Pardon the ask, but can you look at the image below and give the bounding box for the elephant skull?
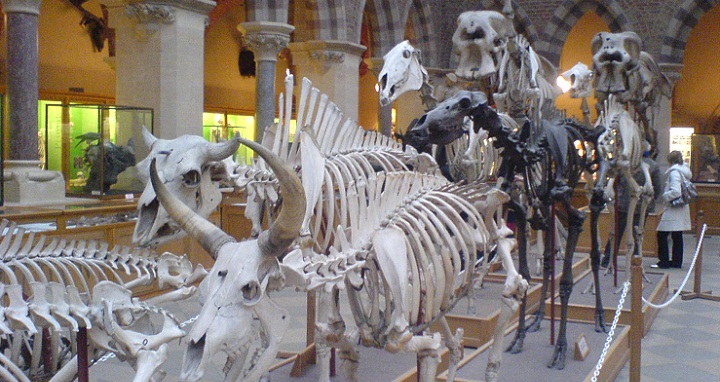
[452,10,515,80]
[591,31,641,96]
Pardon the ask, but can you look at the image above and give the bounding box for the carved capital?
[125,3,175,24]
[368,57,385,76]
[238,21,294,62]
[659,63,684,88]
[1,0,41,15]
[289,40,366,71]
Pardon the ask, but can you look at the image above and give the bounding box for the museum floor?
[91,232,720,382]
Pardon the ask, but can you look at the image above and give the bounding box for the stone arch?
[404,0,438,67]
[660,0,720,64]
[303,0,348,40]
[246,0,290,23]
[363,0,404,57]
[538,0,629,65]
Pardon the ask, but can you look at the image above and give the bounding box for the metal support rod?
[550,204,556,345]
[77,327,89,382]
[629,256,643,382]
[613,180,619,287]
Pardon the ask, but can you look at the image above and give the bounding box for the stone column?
[238,21,294,143]
[289,40,366,122]
[657,63,684,166]
[369,57,393,136]
[103,0,214,139]
[2,0,65,205]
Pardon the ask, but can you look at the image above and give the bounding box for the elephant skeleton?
[0,219,202,381]
[591,31,672,157]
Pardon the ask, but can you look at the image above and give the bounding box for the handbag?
[669,170,697,207]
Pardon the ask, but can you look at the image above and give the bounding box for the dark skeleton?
[412,90,606,369]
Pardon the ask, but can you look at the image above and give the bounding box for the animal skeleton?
[0,219,201,381]
[590,96,655,282]
[591,31,671,158]
[153,138,528,381]
[412,90,605,369]
[378,40,500,183]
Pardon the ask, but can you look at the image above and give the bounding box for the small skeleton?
[0,219,202,381]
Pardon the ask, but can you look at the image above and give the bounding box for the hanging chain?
[591,279,630,382]
[96,314,199,363]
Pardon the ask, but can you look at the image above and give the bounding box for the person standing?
[653,151,693,269]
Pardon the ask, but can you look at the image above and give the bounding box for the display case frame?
[43,104,153,197]
[690,133,720,183]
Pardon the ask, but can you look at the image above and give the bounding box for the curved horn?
[203,136,241,162]
[150,159,234,259]
[141,125,158,149]
[238,137,306,257]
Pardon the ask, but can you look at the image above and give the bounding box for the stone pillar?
[657,63,684,166]
[103,0,214,139]
[238,21,294,143]
[369,57,393,136]
[289,40,366,122]
[2,0,65,205]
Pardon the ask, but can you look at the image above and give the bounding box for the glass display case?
[691,134,720,182]
[42,104,153,196]
[202,112,297,165]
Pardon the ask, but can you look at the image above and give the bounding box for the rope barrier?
[642,224,707,309]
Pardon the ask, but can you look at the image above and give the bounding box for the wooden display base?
[397,261,668,382]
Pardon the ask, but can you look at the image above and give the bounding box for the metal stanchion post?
[629,256,643,382]
[678,210,720,301]
[550,204,556,345]
[77,326,89,382]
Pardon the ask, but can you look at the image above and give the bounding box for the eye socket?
[402,49,411,59]
[241,280,261,306]
[379,74,388,92]
[183,170,201,188]
[459,97,472,109]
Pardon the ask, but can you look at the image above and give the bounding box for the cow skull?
[591,31,641,97]
[378,40,428,106]
[133,126,240,247]
[149,137,305,381]
[561,62,593,99]
[452,10,515,80]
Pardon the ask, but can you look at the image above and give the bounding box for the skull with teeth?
[591,31,642,98]
[452,10,515,81]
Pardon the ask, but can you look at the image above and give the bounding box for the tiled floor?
[91,232,720,381]
[613,231,720,382]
